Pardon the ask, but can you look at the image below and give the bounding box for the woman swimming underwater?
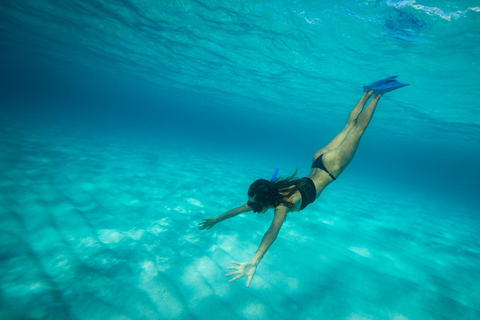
[198,77,408,287]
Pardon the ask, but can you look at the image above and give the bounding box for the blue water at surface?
[1,1,479,319]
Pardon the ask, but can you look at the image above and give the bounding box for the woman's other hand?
[198,218,217,230]
[225,260,257,287]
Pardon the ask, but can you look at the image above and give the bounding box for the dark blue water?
[1,1,479,319]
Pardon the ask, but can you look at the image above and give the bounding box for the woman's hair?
[248,169,309,210]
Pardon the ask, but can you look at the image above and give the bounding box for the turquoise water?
[1,1,479,319]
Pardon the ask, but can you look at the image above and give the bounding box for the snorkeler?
[198,77,408,287]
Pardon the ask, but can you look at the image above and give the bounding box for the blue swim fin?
[373,80,409,95]
[363,76,398,92]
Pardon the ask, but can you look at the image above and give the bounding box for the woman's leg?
[312,91,373,164]
[322,93,382,176]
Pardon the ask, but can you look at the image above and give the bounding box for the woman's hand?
[225,260,257,287]
[198,218,217,230]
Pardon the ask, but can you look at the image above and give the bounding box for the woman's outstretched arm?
[225,206,287,287]
[198,203,252,230]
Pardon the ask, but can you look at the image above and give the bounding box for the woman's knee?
[338,128,364,155]
[351,125,366,139]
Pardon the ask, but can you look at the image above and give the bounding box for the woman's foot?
[373,80,409,95]
[363,76,398,92]
[364,90,374,97]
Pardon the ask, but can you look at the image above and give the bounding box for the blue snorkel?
[271,168,279,182]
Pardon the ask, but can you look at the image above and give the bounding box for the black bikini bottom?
[312,154,337,180]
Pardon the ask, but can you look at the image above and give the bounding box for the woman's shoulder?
[280,189,302,212]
